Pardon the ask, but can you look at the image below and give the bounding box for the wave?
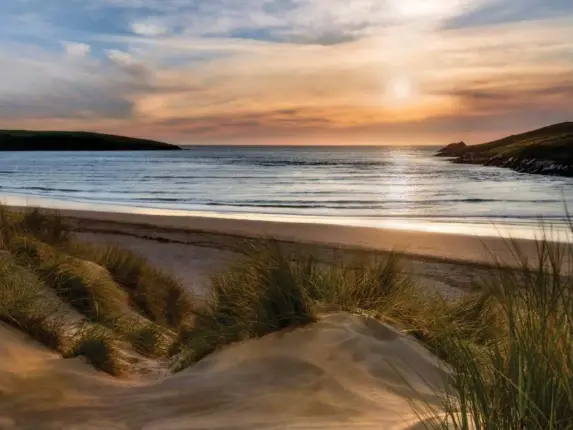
[0,186,82,193]
[227,159,389,168]
[134,197,186,202]
[137,175,393,182]
[199,198,561,208]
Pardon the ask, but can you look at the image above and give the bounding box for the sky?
[0,0,572,145]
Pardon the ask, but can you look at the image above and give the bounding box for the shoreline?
[2,192,572,242]
[15,205,570,269]
[452,154,573,177]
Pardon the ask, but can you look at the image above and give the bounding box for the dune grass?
[0,205,70,249]
[113,317,173,358]
[64,323,126,376]
[171,242,506,372]
[0,254,67,351]
[9,237,131,324]
[420,237,573,430]
[299,252,420,317]
[0,204,189,374]
[14,206,71,245]
[68,243,195,330]
[173,243,316,369]
[172,242,479,372]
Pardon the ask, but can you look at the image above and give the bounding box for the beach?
[2,206,550,304]
[50,207,533,295]
[0,206,571,430]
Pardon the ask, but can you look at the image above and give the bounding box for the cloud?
[105,48,151,78]
[445,0,573,29]
[131,21,168,36]
[88,0,489,47]
[63,41,91,57]
[106,49,136,66]
[0,45,150,121]
[450,78,573,117]
[0,0,572,144]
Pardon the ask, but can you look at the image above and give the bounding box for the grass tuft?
[0,254,67,351]
[14,207,70,245]
[421,234,573,430]
[301,253,416,315]
[174,243,316,369]
[0,204,189,375]
[6,311,66,352]
[11,237,130,323]
[64,323,125,376]
[127,322,171,358]
[71,244,195,329]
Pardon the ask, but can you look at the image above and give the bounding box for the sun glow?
[385,77,417,107]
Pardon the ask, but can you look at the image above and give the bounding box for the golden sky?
[0,0,572,145]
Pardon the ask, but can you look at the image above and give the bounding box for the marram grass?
[419,232,573,430]
[0,204,192,375]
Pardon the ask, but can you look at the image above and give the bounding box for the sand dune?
[0,313,449,430]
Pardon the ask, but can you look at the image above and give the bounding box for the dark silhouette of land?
[437,122,573,176]
[0,130,181,151]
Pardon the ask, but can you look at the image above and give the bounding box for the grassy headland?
[436,122,573,176]
[0,130,181,151]
[1,205,572,428]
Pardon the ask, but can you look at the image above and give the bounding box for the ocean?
[1,146,572,239]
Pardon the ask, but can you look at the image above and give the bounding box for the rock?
[460,156,573,177]
[435,141,468,157]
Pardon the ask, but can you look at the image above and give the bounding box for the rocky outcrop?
[451,154,573,177]
[435,122,573,177]
[435,141,468,157]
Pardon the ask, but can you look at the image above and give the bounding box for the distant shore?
[0,130,181,151]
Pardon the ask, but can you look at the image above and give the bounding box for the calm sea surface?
[1,146,572,239]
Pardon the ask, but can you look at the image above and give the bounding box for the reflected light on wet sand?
[2,193,572,243]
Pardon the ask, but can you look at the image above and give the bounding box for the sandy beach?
[37,207,563,299]
[1,206,569,430]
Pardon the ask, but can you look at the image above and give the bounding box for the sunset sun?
[385,77,417,106]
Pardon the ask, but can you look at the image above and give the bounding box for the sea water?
[1,146,572,240]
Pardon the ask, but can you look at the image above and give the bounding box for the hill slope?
[436,122,573,176]
[0,130,181,151]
